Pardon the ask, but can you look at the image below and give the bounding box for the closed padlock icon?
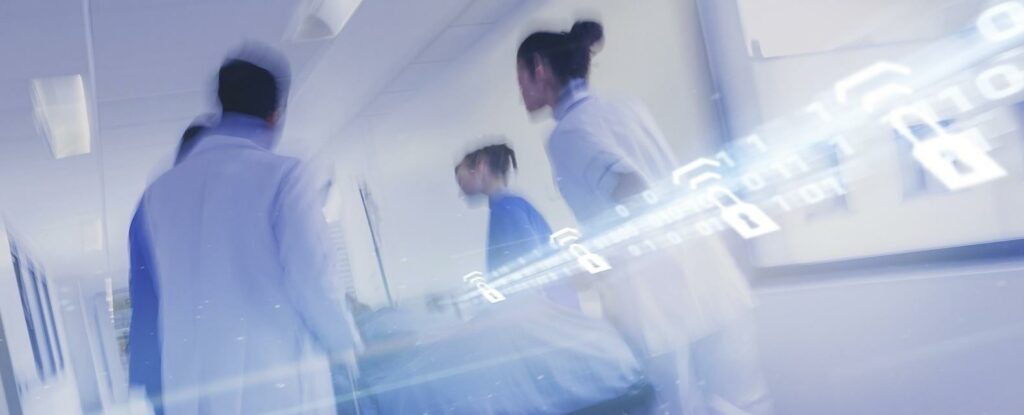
[568,244,612,274]
[889,106,1007,191]
[475,280,507,303]
[708,186,781,239]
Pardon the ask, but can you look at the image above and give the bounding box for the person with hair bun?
[517,19,676,222]
[455,142,580,310]
[517,20,773,414]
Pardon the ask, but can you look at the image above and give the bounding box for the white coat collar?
[553,78,591,121]
[191,113,277,155]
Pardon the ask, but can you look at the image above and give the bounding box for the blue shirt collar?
[552,78,590,121]
[488,189,514,204]
[205,112,277,150]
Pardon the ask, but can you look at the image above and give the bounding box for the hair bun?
[570,20,604,49]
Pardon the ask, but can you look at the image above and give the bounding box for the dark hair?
[517,20,604,85]
[459,144,518,179]
[217,57,288,119]
[174,120,209,165]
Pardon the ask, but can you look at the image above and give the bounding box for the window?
[27,267,56,379]
[8,238,65,382]
[38,276,63,372]
[10,245,44,378]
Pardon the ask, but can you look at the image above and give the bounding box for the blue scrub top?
[486,192,579,310]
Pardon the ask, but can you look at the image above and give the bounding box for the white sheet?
[353,294,645,414]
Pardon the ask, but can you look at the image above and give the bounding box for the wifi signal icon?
[672,157,722,190]
[550,227,582,248]
[834,61,914,112]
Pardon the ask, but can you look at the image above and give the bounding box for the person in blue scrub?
[455,143,579,310]
[515,20,773,414]
[127,119,208,415]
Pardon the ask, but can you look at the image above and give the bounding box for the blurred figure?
[128,118,210,415]
[129,48,361,415]
[455,142,579,310]
[516,20,772,414]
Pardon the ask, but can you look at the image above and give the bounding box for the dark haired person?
[455,142,579,309]
[356,141,645,413]
[517,21,772,414]
[173,115,216,165]
[128,48,361,415]
[128,118,208,415]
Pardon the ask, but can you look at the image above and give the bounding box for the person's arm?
[127,202,162,401]
[272,161,363,359]
[549,129,648,205]
[609,172,648,202]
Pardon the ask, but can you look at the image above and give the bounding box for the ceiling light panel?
[288,0,364,42]
[30,74,92,159]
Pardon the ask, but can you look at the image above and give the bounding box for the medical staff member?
[128,119,209,415]
[516,20,772,414]
[130,48,361,415]
[455,143,579,309]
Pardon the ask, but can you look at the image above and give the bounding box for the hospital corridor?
[1,0,1024,414]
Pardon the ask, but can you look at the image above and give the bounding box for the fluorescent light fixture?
[288,0,363,42]
[30,74,92,159]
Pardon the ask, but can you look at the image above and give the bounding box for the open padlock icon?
[708,186,781,239]
[889,106,1007,191]
[568,244,612,274]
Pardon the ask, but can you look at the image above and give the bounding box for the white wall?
[700,0,1024,267]
[755,261,1024,414]
[327,0,723,306]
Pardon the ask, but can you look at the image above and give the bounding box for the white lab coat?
[134,115,360,415]
[545,80,755,354]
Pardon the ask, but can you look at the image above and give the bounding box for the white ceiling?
[0,0,525,282]
[284,0,526,149]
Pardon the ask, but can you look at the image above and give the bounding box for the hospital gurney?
[336,294,651,414]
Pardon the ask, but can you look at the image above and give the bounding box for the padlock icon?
[889,106,1007,191]
[475,280,507,303]
[568,244,612,274]
[708,186,781,239]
